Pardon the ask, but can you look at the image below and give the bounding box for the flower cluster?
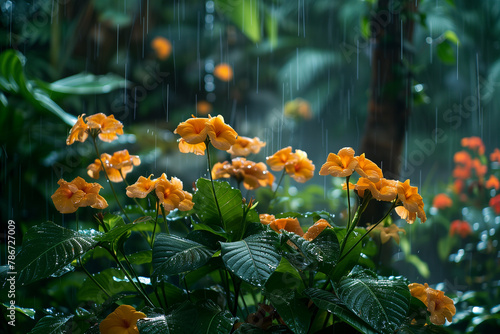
[87,149,141,182]
[260,214,332,241]
[51,177,108,214]
[127,173,194,213]
[174,115,238,153]
[212,157,274,190]
[266,146,315,183]
[409,283,456,325]
[321,147,426,224]
[449,219,472,238]
[66,113,124,145]
[227,136,266,158]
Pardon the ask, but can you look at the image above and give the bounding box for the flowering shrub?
[4,114,457,333]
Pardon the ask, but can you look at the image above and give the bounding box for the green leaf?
[335,271,411,333]
[127,250,153,265]
[330,228,365,281]
[304,288,378,334]
[215,0,260,43]
[265,259,310,334]
[103,213,125,231]
[152,234,215,279]
[13,222,98,286]
[28,315,73,334]
[436,42,456,65]
[221,231,281,286]
[77,268,136,303]
[443,30,459,45]
[38,72,130,97]
[196,300,237,333]
[96,219,151,243]
[1,303,36,320]
[194,178,249,240]
[405,254,430,279]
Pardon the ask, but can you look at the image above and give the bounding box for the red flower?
[490,195,500,215]
[449,220,472,238]
[432,193,453,209]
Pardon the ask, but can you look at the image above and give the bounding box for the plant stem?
[230,273,242,317]
[151,198,159,248]
[338,201,397,263]
[91,137,132,223]
[160,203,170,235]
[266,169,286,212]
[206,142,224,227]
[338,190,371,257]
[78,256,111,299]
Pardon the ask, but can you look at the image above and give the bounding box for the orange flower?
[449,220,472,238]
[461,136,485,155]
[259,214,276,225]
[155,174,194,213]
[303,219,331,241]
[87,150,141,183]
[319,147,358,178]
[85,113,124,142]
[490,148,500,163]
[453,179,464,194]
[269,217,304,237]
[353,177,398,202]
[354,153,383,183]
[408,283,456,325]
[66,114,89,145]
[266,146,298,172]
[212,158,274,190]
[284,98,313,120]
[213,63,233,81]
[99,304,146,334]
[395,180,426,224]
[174,116,209,144]
[284,149,315,183]
[126,175,158,198]
[151,36,172,60]
[206,115,238,150]
[367,223,406,244]
[453,151,472,179]
[51,177,108,214]
[486,175,500,190]
[432,193,453,209]
[196,100,213,115]
[471,158,487,178]
[490,195,500,215]
[178,138,207,155]
[227,136,266,157]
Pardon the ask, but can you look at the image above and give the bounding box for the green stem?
[220,270,232,311]
[78,257,111,299]
[91,137,132,224]
[338,201,397,263]
[338,191,372,257]
[266,169,286,212]
[151,198,159,248]
[183,275,191,301]
[160,203,170,235]
[230,273,242,317]
[206,141,224,227]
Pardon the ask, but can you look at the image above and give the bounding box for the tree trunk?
[360,0,417,180]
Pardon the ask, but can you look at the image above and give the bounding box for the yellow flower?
[395,180,427,224]
[259,214,276,225]
[227,136,266,157]
[126,175,158,198]
[213,63,234,82]
[151,36,172,60]
[303,219,331,241]
[51,177,108,214]
[212,158,274,190]
[269,217,304,237]
[178,138,207,155]
[408,283,456,326]
[206,115,238,150]
[367,223,406,244]
[319,147,358,178]
[266,146,298,172]
[155,174,194,213]
[66,114,89,145]
[284,149,315,183]
[85,113,124,142]
[353,177,398,202]
[99,304,146,334]
[87,150,141,183]
[354,153,383,182]
[174,116,209,144]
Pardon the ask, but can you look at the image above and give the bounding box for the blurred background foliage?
[1,0,500,332]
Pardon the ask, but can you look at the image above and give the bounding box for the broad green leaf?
[221,231,281,286]
[196,301,237,334]
[443,30,459,45]
[103,213,125,231]
[305,288,378,334]
[137,302,201,333]
[96,219,151,242]
[436,42,456,65]
[38,72,129,97]
[335,271,411,333]
[14,222,98,286]
[330,228,365,281]
[127,250,153,265]
[77,268,136,303]
[186,229,227,249]
[152,234,215,279]
[265,259,309,334]
[215,0,260,43]
[1,303,36,320]
[194,178,249,240]
[28,315,73,334]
